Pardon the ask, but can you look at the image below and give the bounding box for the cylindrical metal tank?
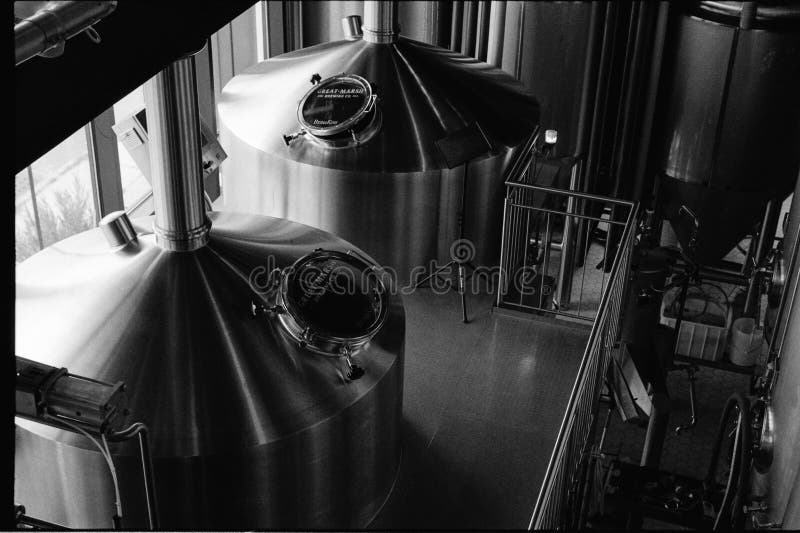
[654,1,800,263]
[15,56,404,529]
[217,2,539,282]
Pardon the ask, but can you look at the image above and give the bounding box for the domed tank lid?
[297,74,376,138]
[218,2,540,173]
[276,249,388,357]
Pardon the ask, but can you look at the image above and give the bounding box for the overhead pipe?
[362,1,398,44]
[701,1,800,21]
[15,1,117,66]
[144,55,211,252]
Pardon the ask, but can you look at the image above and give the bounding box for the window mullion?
[86,109,125,220]
[26,166,44,250]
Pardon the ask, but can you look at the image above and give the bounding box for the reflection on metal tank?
[15,214,405,528]
[15,56,404,529]
[218,3,539,281]
[655,2,800,263]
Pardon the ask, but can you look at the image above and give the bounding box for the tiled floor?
[370,288,589,529]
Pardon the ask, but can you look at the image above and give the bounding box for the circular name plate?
[298,74,375,138]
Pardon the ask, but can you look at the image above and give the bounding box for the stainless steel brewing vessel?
[15,56,404,529]
[655,1,800,262]
[218,2,539,281]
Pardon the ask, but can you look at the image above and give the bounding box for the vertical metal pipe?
[475,1,490,61]
[450,1,463,51]
[486,1,506,67]
[144,56,211,252]
[782,170,800,281]
[574,2,603,157]
[363,0,398,44]
[514,2,526,80]
[576,2,616,263]
[542,209,553,308]
[461,1,478,57]
[632,1,669,203]
[498,194,511,307]
[557,160,582,309]
[739,1,757,29]
[640,391,670,468]
[745,199,781,316]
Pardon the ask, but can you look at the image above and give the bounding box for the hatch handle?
[364,93,378,114]
[283,130,307,146]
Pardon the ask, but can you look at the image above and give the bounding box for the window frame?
[16,1,284,258]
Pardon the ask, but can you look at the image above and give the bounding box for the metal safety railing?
[527,199,639,529]
[494,136,640,528]
[497,148,636,323]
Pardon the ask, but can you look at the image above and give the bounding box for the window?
[15,127,96,263]
[15,1,282,264]
[113,85,152,210]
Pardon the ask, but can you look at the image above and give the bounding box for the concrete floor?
[370,288,589,529]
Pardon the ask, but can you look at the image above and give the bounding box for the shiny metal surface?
[15,211,405,529]
[145,57,211,252]
[218,31,538,280]
[99,210,137,248]
[296,74,376,138]
[766,246,800,526]
[753,399,774,474]
[363,1,398,44]
[656,10,800,262]
[272,249,389,357]
[342,15,363,40]
[699,1,800,22]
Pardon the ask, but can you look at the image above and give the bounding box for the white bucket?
[729,317,763,366]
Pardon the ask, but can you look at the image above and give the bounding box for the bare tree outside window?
[15,128,96,263]
[15,177,96,262]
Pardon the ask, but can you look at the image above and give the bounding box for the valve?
[282,130,307,146]
[341,346,364,381]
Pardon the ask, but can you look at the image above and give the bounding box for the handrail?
[507,182,635,207]
[528,200,639,529]
[501,129,540,184]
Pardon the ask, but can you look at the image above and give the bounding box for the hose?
[705,393,752,531]
[46,415,123,528]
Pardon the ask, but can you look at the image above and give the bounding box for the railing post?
[556,158,582,310]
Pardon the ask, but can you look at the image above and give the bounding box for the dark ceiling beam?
[15,1,254,173]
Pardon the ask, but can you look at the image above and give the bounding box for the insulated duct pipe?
[144,56,211,252]
[362,1,398,44]
[15,1,117,66]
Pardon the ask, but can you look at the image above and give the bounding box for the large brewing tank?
[655,1,800,263]
[14,57,404,529]
[217,1,539,281]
